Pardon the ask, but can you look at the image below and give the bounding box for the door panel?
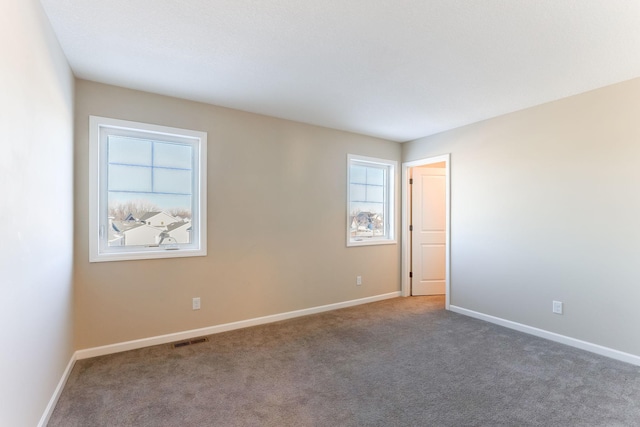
[414,244,446,294]
[412,167,446,295]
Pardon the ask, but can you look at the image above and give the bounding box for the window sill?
[89,247,206,263]
[347,238,397,248]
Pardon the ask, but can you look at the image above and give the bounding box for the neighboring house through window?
[347,154,396,246]
[89,116,207,262]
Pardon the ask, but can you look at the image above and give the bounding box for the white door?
[411,167,446,295]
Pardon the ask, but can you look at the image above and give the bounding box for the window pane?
[350,165,367,184]
[366,167,385,186]
[154,142,193,169]
[350,184,366,202]
[105,134,195,248]
[367,185,384,203]
[153,168,192,194]
[108,164,152,192]
[108,136,152,166]
[349,206,385,237]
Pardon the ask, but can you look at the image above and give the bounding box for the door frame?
[401,154,451,309]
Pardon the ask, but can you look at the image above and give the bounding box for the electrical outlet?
[552,300,563,314]
[192,297,201,310]
[356,276,362,286]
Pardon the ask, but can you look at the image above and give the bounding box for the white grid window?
[347,154,396,246]
[89,116,207,262]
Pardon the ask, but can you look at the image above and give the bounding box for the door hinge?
[409,178,413,184]
[409,272,413,278]
[409,225,413,231]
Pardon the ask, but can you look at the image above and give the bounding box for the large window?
[347,154,396,246]
[89,116,207,262]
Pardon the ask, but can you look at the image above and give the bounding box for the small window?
[89,116,207,262]
[347,154,396,246]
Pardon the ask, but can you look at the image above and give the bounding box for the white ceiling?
[40,0,640,142]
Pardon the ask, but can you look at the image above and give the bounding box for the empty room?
[3,0,640,426]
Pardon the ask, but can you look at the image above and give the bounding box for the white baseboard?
[76,291,401,360]
[449,305,640,366]
[38,353,76,427]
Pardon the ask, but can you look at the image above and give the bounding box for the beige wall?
[404,77,640,356]
[74,80,401,349]
[0,0,75,425]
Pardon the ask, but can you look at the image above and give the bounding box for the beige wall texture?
[0,0,75,425]
[74,80,402,350]
[404,77,640,357]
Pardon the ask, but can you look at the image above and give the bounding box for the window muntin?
[89,116,207,262]
[347,154,396,246]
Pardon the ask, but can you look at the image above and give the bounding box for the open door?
[411,166,446,295]
[401,154,450,306]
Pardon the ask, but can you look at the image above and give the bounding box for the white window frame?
[89,116,207,262]
[347,154,396,247]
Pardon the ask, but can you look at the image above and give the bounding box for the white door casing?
[411,167,446,295]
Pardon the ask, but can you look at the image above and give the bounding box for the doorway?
[401,154,450,309]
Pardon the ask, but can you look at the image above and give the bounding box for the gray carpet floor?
[49,296,640,426]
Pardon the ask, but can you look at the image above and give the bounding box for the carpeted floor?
[49,296,640,426]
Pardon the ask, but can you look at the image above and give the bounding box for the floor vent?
[172,336,209,348]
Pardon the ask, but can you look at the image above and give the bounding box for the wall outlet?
[552,300,563,314]
[356,275,362,286]
[192,297,201,310]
